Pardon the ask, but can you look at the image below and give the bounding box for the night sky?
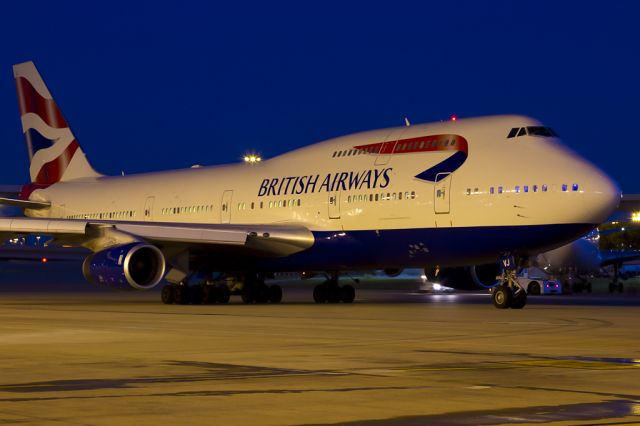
[1,1,638,192]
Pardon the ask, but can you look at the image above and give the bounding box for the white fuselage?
[25,115,620,270]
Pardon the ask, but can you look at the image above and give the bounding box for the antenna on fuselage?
[404,117,411,127]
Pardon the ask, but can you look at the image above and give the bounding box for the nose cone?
[579,163,621,225]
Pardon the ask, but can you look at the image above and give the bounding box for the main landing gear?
[313,273,355,304]
[161,273,283,305]
[492,254,527,309]
[161,280,231,305]
[240,273,282,304]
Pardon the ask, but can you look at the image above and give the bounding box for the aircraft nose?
[582,164,621,224]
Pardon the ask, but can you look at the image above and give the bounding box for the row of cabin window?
[237,199,303,210]
[161,205,214,215]
[347,191,416,203]
[332,148,370,158]
[466,183,580,195]
[67,210,136,220]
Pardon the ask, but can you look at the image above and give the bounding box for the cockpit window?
[507,126,558,138]
[526,126,556,137]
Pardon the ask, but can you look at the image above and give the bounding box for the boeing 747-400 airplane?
[0,61,620,308]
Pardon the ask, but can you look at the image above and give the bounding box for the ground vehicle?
[518,268,563,295]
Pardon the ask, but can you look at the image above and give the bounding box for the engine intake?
[82,243,166,290]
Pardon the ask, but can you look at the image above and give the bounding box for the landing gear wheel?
[341,284,355,303]
[241,286,255,304]
[269,284,283,303]
[255,285,270,304]
[313,284,327,303]
[203,285,219,304]
[586,282,592,293]
[189,285,204,304]
[174,285,189,305]
[216,284,231,304]
[492,285,512,309]
[528,282,541,295]
[161,285,175,304]
[618,283,624,293]
[510,290,527,309]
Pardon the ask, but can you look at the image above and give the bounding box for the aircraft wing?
[600,250,640,267]
[0,217,315,257]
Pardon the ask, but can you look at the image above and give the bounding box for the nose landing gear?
[492,254,527,309]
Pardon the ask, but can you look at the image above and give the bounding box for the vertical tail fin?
[13,61,101,184]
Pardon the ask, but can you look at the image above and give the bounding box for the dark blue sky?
[1,1,638,191]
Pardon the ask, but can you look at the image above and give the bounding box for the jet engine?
[82,242,166,290]
[423,263,501,290]
[383,268,403,277]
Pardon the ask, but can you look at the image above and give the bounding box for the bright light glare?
[243,154,262,163]
[433,283,442,291]
[632,211,640,222]
[450,115,457,122]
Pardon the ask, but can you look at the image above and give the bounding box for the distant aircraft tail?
[13,61,101,185]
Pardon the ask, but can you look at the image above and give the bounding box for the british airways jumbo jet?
[0,61,620,309]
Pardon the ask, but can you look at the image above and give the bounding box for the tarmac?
[0,262,639,425]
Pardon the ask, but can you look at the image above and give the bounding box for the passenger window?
[517,128,527,137]
[507,128,518,138]
[332,152,337,157]
[572,184,579,191]
[410,191,416,199]
[524,185,528,193]
[515,186,520,193]
[498,186,503,194]
[533,185,538,192]
[490,187,494,194]
[542,185,548,192]
[562,184,568,192]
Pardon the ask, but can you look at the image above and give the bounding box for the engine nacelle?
[383,268,403,277]
[469,263,501,288]
[423,263,501,290]
[82,243,166,290]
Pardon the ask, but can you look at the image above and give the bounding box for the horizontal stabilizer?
[0,197,50,210]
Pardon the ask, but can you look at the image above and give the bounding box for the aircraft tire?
[510,291,527,309]
[174,285,189,305]
[241,286,255,304]
[161,285,175,304]
[341,284,355,303]
[492,285,512,309]
[202,285,219,304]
[269,284,283,303]
[216,284,231,304]
[313,284,327,303]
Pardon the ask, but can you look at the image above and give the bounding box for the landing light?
[433,283,442,291]
[632,211,640,222]
[243,154,262,164]
[41,257,48,263]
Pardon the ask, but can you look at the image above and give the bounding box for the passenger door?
[221,190,233,224]
[434,173,451,214]
[144,197,155,221]
[328,191,340,219]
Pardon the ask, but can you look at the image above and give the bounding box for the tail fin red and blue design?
[13,61,101,185]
